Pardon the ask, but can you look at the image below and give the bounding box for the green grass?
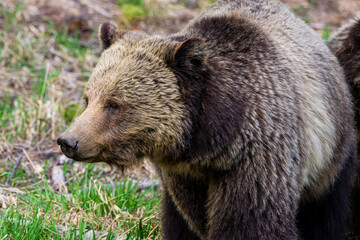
[0,10,93,142]
[0,162,161,239]
[116,0,171,26]
[322,25,331,40]
[117,0,147,24]
[117,0,145,7]
[0,2,24,30]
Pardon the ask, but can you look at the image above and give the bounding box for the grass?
[322,25,331,40]
[117,0,153,25]
[0,163,161,239]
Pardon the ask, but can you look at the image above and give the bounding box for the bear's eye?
[105,101,120,110]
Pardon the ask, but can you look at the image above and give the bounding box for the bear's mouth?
[68,155,101,163]
[73,157,100,163]
[64,147,143,168]
[66,149,105,163]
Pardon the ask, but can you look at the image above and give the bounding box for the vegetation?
[117,0,147,24]
[0,163,161,239]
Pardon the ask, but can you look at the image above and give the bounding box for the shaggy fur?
[58,0,356,239]
[328,16,360,238]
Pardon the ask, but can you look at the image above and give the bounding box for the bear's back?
[177,0,354,198]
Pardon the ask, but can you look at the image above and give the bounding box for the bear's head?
[57,22,207,168]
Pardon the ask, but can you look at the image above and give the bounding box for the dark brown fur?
[58,0,356,239]
[328,17,360,238]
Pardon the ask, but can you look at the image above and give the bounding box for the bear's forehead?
[94,39,169,73]
[85,39,174,96]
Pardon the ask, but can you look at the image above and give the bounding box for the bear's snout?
[57,135,79,159]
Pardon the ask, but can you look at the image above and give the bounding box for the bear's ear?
[169,38,207,68]
[99,22,127,50]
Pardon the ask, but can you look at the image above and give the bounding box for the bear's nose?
[57,137,78,158]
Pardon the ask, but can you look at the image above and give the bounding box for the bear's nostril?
[57,137,78,158]
[74,141,79,150]
[57,137,77,149]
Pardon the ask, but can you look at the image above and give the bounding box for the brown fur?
[58,0,356,239]
[328,16,360,238]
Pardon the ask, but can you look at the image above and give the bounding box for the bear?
[57,0,357,239]
[328,17,360,238]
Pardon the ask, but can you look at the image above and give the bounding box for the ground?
[0,0,359,239]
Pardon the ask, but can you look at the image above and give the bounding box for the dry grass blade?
[4,151,23,186]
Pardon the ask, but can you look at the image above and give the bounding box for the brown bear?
[57,0,357,239]
[328,17,360,238]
